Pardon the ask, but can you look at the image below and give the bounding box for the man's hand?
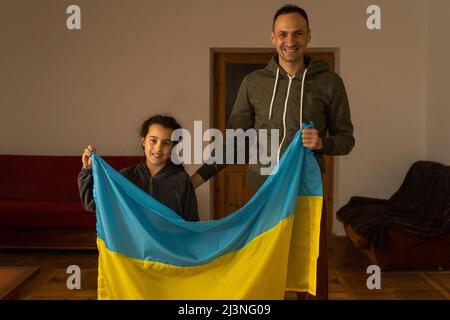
[302,128,323,151]
[190,173,205,189]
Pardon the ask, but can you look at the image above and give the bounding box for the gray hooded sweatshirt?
[196,54,355,189]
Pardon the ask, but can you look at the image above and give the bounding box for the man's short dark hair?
[273,4,309,31]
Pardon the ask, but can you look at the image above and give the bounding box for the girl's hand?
[82,145,97,169]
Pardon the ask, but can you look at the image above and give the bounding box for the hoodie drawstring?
[299,69,308,131]
[277,74,295,161]
[268,67,279,120]
[268,68,309,161]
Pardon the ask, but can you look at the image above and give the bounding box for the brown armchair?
[337,161,450,270]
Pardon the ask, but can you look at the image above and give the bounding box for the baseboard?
[0,227,97,250]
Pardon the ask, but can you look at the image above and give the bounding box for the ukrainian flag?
[92,125,323,300]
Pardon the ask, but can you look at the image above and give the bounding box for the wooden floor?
[0,236,449,300]
[327,236,450,300]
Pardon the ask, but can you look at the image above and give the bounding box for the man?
[191,5,354,300]
[191,4,355,202]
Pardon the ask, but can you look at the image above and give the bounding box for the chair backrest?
[390,160,450,220]
[0,155,144,202]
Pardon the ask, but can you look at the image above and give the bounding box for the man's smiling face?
[271,13,311,66]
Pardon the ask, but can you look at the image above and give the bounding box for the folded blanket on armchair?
[337,161,450,248]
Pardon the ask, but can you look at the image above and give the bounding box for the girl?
[78,115,199,221]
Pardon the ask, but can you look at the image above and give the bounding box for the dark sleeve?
[181,175,199,222]
[77,168,96,213]
[77,166,134,214]
[196,75,254,182]
[322,76,355,155]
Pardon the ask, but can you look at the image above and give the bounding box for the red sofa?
[0,154,143,248]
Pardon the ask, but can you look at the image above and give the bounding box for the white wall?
[427,0,450,164]
[305,0,428,234]
[0,1,434,230]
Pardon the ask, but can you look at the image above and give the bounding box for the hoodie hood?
[265,54,330,77]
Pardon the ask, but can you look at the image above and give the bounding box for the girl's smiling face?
[142,124,174,168]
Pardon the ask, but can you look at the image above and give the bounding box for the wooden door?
[212,52,273,217]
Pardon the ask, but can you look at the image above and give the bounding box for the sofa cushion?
[0,200,95,228]
[0,154,143,229]
[0,177,81,202]
[0,155,144,202]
